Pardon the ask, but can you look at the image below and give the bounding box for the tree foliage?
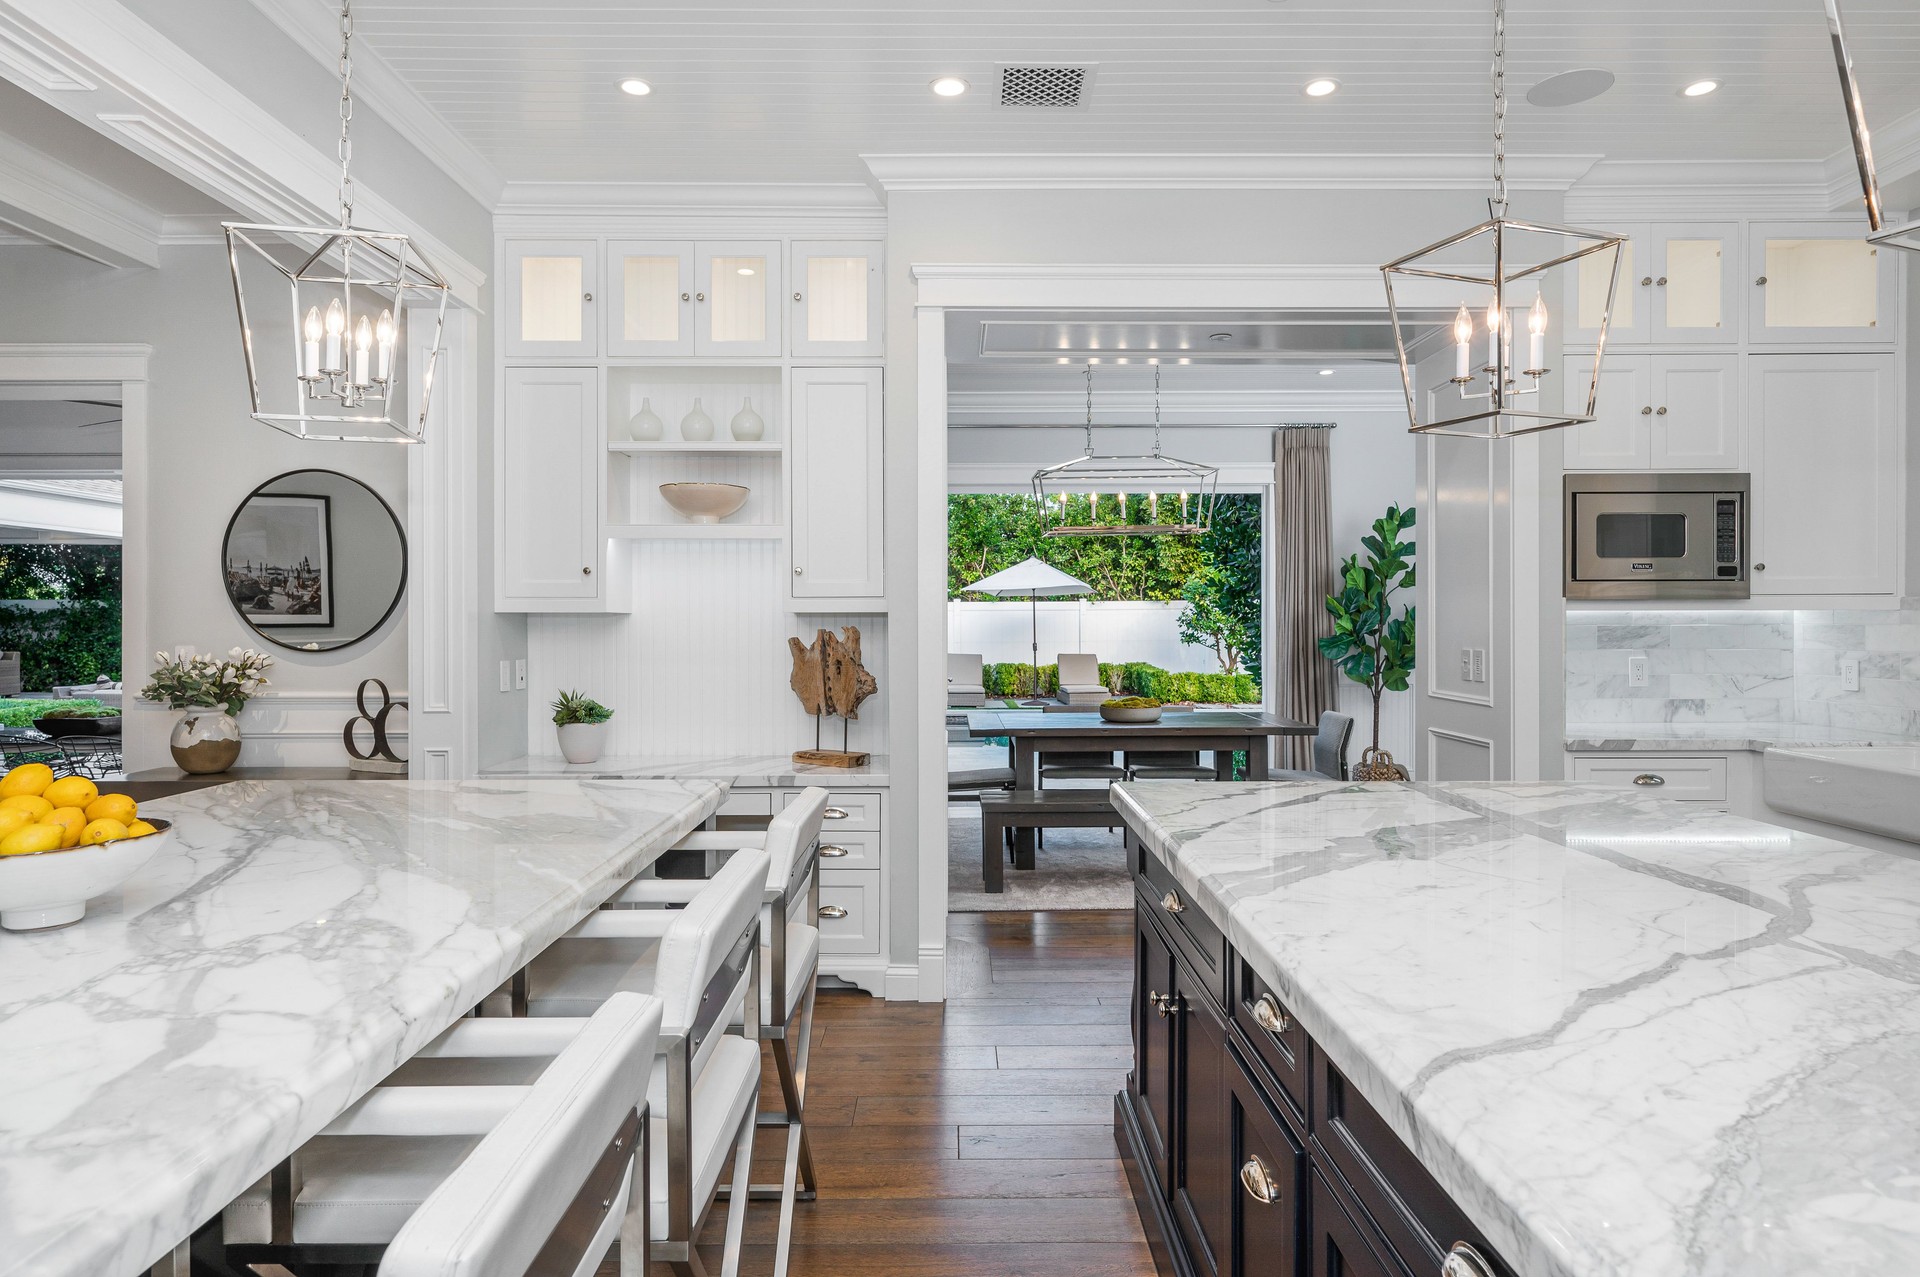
[0,544,120,601]
[1176,568,1252,675]
[1318,506,1416,755]
[0,544,122,689]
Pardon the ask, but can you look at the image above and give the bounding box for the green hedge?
[980,661,1257,705]
[0,697,111,729]
[0,599,121,691]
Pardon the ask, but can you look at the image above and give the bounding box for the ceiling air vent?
[998,65,1097,110]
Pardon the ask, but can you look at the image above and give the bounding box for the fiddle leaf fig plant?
[1318,505,1416,764]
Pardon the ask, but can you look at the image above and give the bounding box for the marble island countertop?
[0,776,726,1277]
[484,752,891,787]
[1566,722,1920,753]
[1110,779,1920,1277]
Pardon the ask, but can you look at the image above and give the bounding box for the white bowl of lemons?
[0,763,169,931]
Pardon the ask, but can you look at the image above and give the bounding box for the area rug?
[947,805,1134,912]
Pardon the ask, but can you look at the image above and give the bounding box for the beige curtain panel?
[1273,427,1337,771]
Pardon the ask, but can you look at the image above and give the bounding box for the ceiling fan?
[65,399,122,428]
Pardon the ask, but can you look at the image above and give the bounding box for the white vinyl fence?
[947,600,1223,674]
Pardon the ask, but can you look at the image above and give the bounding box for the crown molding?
[0,128,163,267]
[949,386,1404,425]
[244,0,502,211]
[1823,103,1920,214]
[863,152,1601,193]
[1564,159,1836,220]
[158,212,228,246]
[494,181,886,236]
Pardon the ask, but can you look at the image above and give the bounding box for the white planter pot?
[556,722,608,765]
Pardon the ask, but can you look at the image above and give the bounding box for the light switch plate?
[1461,648,1473,681]
[1471,649,1486,683]
[1627,655,1649,689]
[1842,658,1861,692]
[498,660,512,693]
[514,659,528,691]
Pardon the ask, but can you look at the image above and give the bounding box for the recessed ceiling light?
[736,266,756,276]
[1318,368,1335,376]
[930,76,970,97]
[619,78,652,96]
[1208,332,1234,343]
[1682,79,1719,97]
[1303,79,1339,98]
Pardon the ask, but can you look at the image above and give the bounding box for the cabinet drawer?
[1230,958,1307,1122]
[1569,755,1727,802]
[786,788,882,832]
[814,827,880,870]
[1229,1042,1306,1277]
[816,870,880,954]
[1310,1170,1407,1277]
[1134,840,1226,1011]
[718,790,775,818]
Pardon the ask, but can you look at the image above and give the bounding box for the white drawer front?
[717,790,775,817]
[814,828,880,871]
[1571,755,1728,802]
[787,788,883,832]
[816,870,881,954]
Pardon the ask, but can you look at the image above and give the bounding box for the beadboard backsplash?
[527,539,888,758]
[1567,602,1920,736]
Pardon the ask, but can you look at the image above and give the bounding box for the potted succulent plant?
[552,690,614,764]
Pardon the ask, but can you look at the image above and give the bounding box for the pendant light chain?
[1083,361,1095,456]
[337,1,356,228]
[1490,0,1507,217]
[1152,363,1164,457]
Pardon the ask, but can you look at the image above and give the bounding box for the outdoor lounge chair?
[947,653,987,708]
[1054,653,1107,707]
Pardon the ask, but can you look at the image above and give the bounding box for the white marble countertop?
[1111,779,1920,1277]
[0,777,725,1277]
[483,753,891,787]
[1566,722,1920,753]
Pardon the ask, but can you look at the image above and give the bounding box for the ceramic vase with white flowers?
[140,647,274,774]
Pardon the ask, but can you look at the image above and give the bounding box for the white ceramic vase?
[730,397,765,441]
[679,398,715,442]
[556,722,607,765]
[170,707,241,774]
[626,397,665,441]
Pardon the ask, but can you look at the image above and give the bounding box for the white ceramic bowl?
[659,482,749,524]
[1100,704,1164,724]
[0,818,171,931]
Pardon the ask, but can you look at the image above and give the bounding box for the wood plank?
[789,1158,1133,1200]
[996,1044,1135,1070]
[741,1197,1145,1245]
[808,1044,1001,1069]
[958,1124,1125,1160]
[809,1067,1130,1097]
[680,1242,1158,1277]
[942,1003,1130,1025]
[855,1093,1117,1126]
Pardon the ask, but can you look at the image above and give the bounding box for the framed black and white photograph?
[223,492,334,627]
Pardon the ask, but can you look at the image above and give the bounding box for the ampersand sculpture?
[344,678,408,774]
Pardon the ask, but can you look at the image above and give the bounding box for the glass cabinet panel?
[504,240,598,355]
[521,257,582,343]
[605,241,693,356]
[791,241,884,356]
[696,242,781,356]
[1569,224,1646,347]
[709,253,769,344]
[1663,239,1723,330]
[1763,238,1877,329]
[1577,236,1631,332]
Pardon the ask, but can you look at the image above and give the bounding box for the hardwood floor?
[664,910,1154,1276]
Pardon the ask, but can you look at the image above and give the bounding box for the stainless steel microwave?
[1563,473,1749,600]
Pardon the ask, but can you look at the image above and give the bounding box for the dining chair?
[1124,749,1217,781]
[222,992,663,1277]
[947,652,987,707]
[1053,653,1108,706]
[1271,711,1355,781]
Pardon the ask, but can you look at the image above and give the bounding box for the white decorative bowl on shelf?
[0,818,172,931]
[659,482,749,524]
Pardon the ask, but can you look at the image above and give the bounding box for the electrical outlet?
[514,659,528,690]
[1627,655,1649,689]
[1842,658,1862,692]
[1461,648,1473,681]
[1471,649,1486,683]
[498,660,511,693]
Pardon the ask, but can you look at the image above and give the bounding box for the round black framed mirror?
[221,468,406,653]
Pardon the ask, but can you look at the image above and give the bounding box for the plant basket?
[1352,746,1409,782]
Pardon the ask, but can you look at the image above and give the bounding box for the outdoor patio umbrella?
[961,556,1093,702]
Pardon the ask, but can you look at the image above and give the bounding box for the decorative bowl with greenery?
[33,705,123,738]
[1099,695,1165,724]
[552,690,614,764]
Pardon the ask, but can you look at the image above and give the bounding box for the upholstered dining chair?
[947,652,987,707]
[1271,711,1355,781]
[1053,653,1108,706]
[223,993,663,1277]
[1124,749,1217,781]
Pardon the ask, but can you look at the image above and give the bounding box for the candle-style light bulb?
[351,314,373,386]
[322,298,346,373]
[1527,293,1548,374]
[374,309,396,382]
[1452,303,1473,380]
[1484,299,1502,372]
[301,306,323,379]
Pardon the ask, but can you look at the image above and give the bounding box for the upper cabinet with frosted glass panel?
[1568,223,1738,347]
[696,241,782,356]
[605,241,694,356]
[789,241,884,356]
[602,241,783,356]
[504,240,599,357]
[1747,221,1897,345]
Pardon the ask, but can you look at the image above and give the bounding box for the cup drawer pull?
[1441,1242,1495,1277]
[817,905,848,920]
[817,844,850,858]
[1160,890,1185,915]
[823,806,850,820]
[1250,993,1291,1035]
[1239,1156,1279,1204]
[1632,773,1665,787]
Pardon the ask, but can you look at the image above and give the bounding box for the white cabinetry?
[1562,354,1738,471]
[601,241,783,356]
[695,241,783,356]
[603,240,695,356]
[1570,222,1738,348]
[503,241,599,357]
[1747,222,1897,345]
[789,367,884,604]
[1748,353,1899,597]
[789,241,884,356]
[497,367,627,612]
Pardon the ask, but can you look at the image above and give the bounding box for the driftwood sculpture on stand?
[788,625,877,767]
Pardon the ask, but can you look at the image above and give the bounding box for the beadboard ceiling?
[342,0,1920,185]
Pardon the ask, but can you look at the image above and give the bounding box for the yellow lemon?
[126,820,159,838]
[0,794,53,821]
[80,817,129,846]
[0,823,62,856]
[0,808,32,839]
[0,763,53,798]
[86,793,138,825]
[42,807,86,848]
[43,776,98,811]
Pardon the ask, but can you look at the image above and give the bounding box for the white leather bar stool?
[222,992,662,1277]
[612,786,831,1277]
[522,847,770,1277]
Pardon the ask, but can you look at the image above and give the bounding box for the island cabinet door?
[1133,909,1179,1195]
[1309,1172,1403,1277]
[1173,987,1232,1277]
[1228,1047,1305,1276]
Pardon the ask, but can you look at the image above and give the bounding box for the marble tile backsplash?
[1567,604,1920,735]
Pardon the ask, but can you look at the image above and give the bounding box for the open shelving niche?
[605,365,786,540]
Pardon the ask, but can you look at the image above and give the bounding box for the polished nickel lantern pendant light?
[1826,0,1920,253]
[223,1,449,442]
[1033,364,1218,537]
[1380,0,1626,439]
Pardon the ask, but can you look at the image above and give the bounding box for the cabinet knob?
[794,566,804,575]
[1632,773,1665,787]
[1655,276,1667,286]
[1656,406,1668,415]
[1250,993,1291,1035]
[1755,276,1768,285]
[1149,991,1179,1018]
[1754,562,1766,571]
[582,566,592,575]
[794,291,803,302]
[696,292,706,302]
[680,291,690,302]
[1238,1157,1280,1205]
[818,844,850,858]
[583,292,593,302]
[817,904,848,920]
[1640,276,1652,287]
[1639,405,1652,415]
[1160,890,1185,915]
[1441,1242,1496,1277]
[824,806,850,820]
